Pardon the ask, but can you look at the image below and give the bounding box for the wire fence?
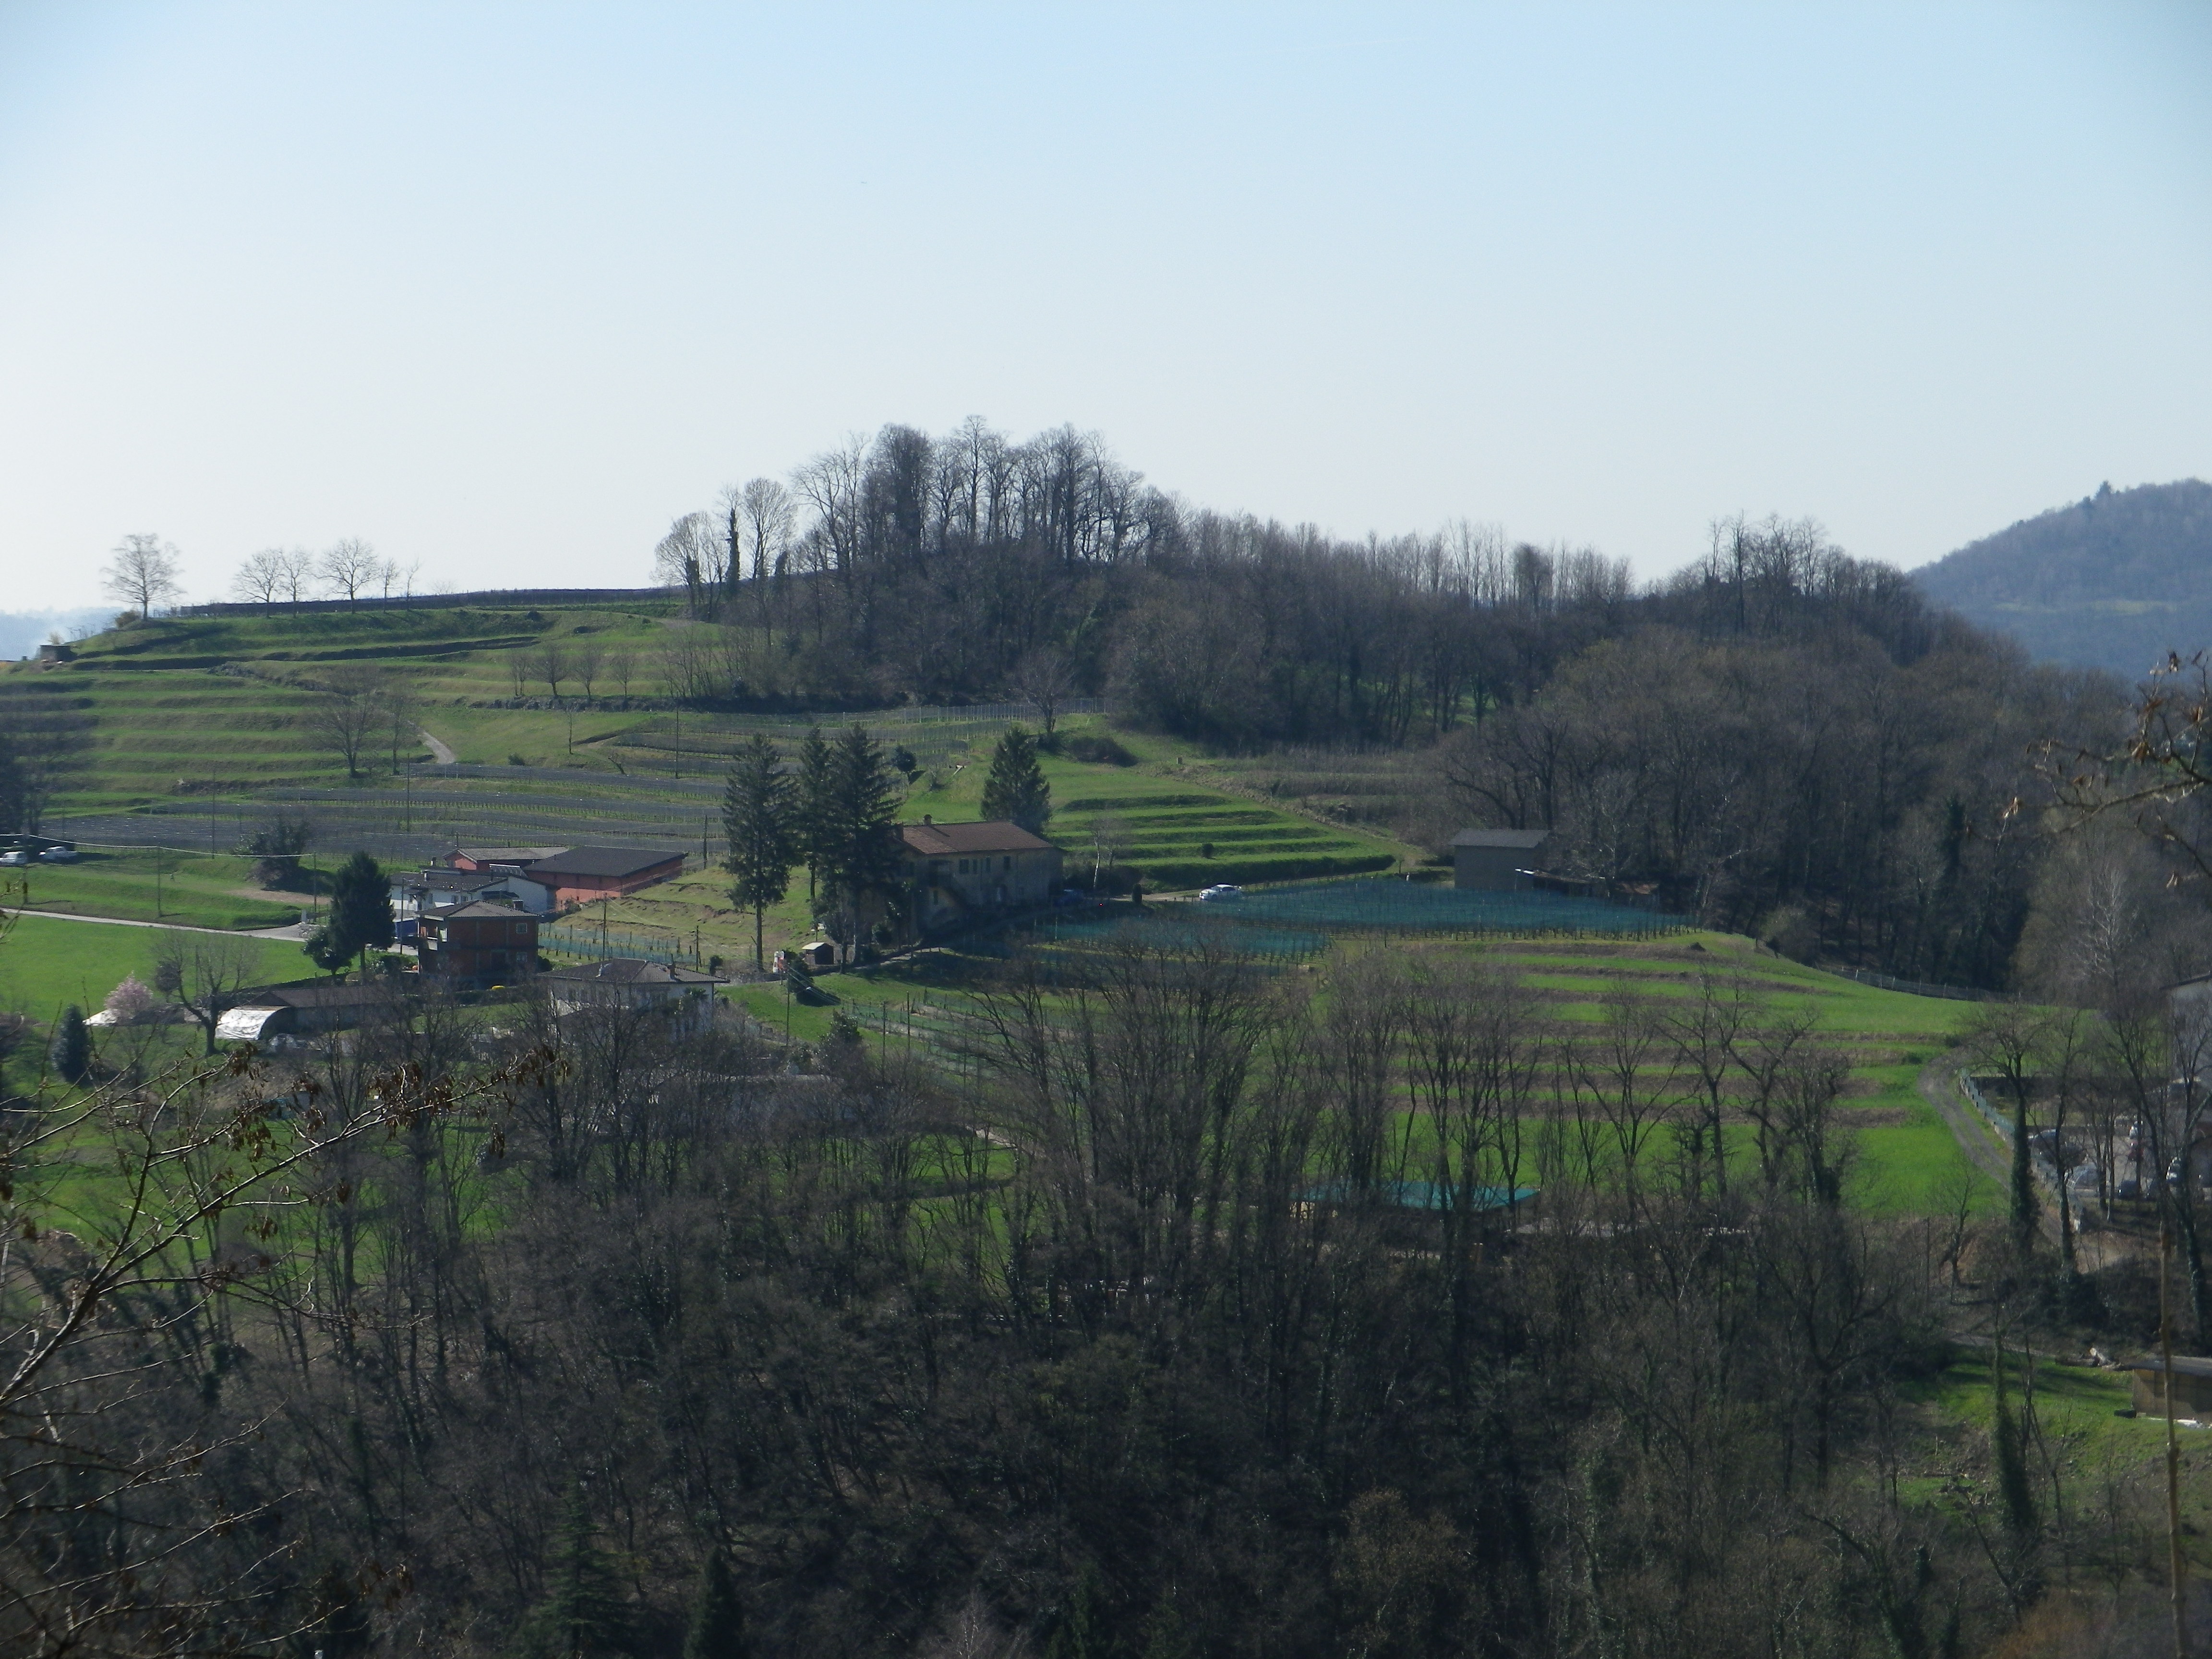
[1829,966,1999,1002]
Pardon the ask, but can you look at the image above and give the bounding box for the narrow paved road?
[2,906,309,941]
[420,726,457,765]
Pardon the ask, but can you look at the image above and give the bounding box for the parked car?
[0,851,29,867]
[1198,883,1243,901]
[37,847,77,863]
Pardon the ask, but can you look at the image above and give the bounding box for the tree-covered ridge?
[1912,479,2212,676]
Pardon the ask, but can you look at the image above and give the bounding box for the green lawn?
[11,850,301,930]
[0,913,310,1026]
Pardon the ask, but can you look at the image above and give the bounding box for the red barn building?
[443,845,686,908]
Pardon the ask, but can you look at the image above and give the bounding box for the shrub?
[1060,732,1138,766]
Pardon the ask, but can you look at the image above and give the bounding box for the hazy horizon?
[3,3,2207,611]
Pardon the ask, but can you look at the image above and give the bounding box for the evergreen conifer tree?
[822,724,901,958]
[680,1548,748,1659]
[304,851,392,979]
[721,734,794,970]
[981,724,1051,833]
[47,1003,89,1083]
[794,726,835,903]
[510,1487,636,1659]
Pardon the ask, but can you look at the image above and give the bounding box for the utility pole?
[2162,1219,2189,1659]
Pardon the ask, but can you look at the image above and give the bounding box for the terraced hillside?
[16,604,678,809]
[728,928,1987,1215]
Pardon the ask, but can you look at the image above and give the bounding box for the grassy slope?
[0,913,308,1024]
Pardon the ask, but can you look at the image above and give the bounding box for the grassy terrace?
[717,928,1991,1216]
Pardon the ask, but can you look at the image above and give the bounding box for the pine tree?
[822,725,902,959]
[982,724,1051,834]
[721,734,794,971]
[794,725,836,904]
[304,851,393,980]
[681,1548,748,1659]
[47,1004,89,1083]
[511,1487,636,1659]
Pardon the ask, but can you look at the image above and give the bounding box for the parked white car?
[1198,883,1243,901]
[0,851,30,867]
[37,847,77,863]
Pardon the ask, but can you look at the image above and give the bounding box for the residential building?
[543,958,723,1029]
[897,817,1062,938]
[418,901,540,987]
[1450,828,1552,891]
[390,866,553,922]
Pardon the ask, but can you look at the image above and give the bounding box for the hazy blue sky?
[2,2,2207,611]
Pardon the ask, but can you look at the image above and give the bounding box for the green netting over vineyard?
[1212,878,1681,938]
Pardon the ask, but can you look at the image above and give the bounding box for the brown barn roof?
[453,846,568,865]
[528,846,685,880]
[899,819,1054,856]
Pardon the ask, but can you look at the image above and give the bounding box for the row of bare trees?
[231,541,416,608]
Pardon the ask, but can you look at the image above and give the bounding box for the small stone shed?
[1450,828,1552,891]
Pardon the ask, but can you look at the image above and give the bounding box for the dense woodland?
[6,938,2202,1659]
[649,421,2156,993]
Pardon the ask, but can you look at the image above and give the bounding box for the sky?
[1,1,2208,611]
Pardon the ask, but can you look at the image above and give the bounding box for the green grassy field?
[9,850,300,930]
[0,913,309,1024]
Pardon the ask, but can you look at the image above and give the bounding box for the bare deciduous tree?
[607,648,637,703]
[572,641,604,704]
[231,549,288,610]
[309,666,385,779]
[317,538,382,604]
[1010,646,1077,739]
[277,546,314,605]
[101,534,182,618]
[537,643,569,703]
[150,934,263,1055]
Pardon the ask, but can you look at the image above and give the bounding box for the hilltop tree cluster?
[651,423,2122,989]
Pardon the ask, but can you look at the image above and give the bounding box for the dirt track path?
[419,727,457,764]
[1,906,307,941]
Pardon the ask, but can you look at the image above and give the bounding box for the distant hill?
[1912,479,2212,680]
